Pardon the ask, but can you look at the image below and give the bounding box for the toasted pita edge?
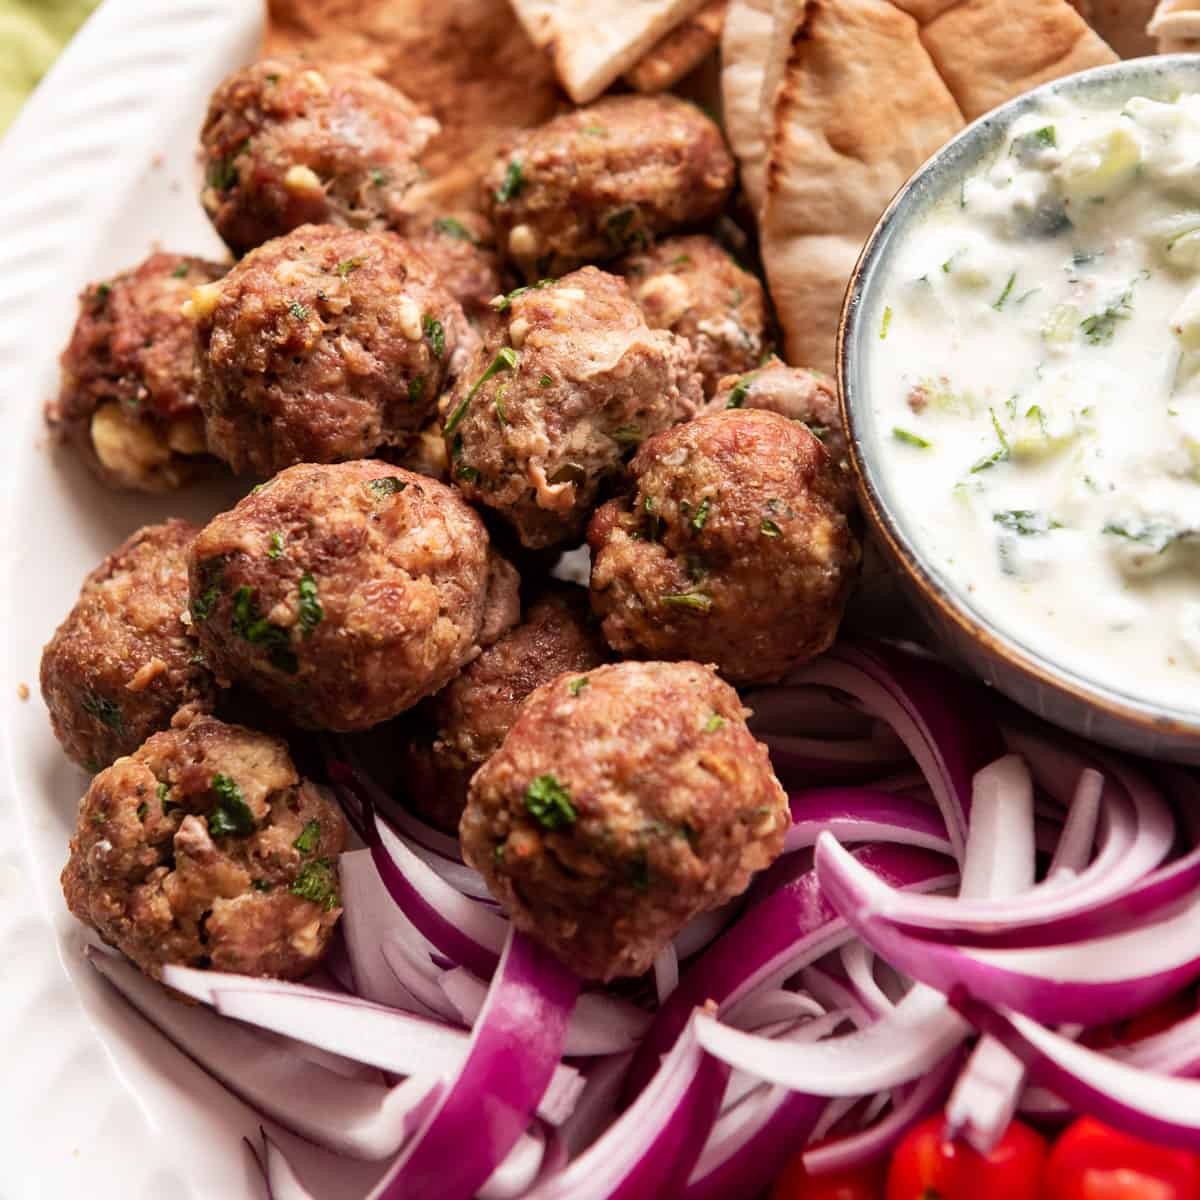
[510,0,712,103]
[626,0,728,92]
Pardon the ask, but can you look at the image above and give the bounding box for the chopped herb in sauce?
[423,314,445,358]
[691,497,711,532]
[726,376,751,409]
[525,774,576,830]
[539,373,554,388]
[208,773,255,838]
[1010,125,1057,162]
[893,427,931,449]
[288,301,309,320]
[81,692,124,734]
[992,273,1017,311]
[1103,520,1189,554]
[761,518,783,538]
[231,586,298,674]
[993,510,1061,536]
[704,713,726,733]
[880,306,894,340]
[336,256,364,277]
[495,160,524,204]
[1080,287,1135,345]
[268,532,285,560]
[297,574,323,637]
[293,819,321,853]
[568,677,589,696]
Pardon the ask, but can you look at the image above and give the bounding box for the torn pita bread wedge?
[920,0,1116,122]
[626,0,728,92]
[510,0,711,103]
[1149,0,1200,50]
[759,0,963,371]
[720,0,798,215]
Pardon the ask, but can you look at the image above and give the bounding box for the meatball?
[40,520,214,772]
[460,661,788,981]
[188,461,518,731]
[61,710,347,980]
[445,267,702,549]
[618,235,768,396]
[191,225,470,476]
[403,212,505,321]
[200,57,438,256]
[484,96,734,278]
[709,356,849,475]
[47,253,225,492]
[588,409,860,684]
[399,583,608,832]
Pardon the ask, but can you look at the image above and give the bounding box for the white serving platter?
[0,3,388,1195]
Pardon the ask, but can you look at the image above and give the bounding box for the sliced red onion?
[395,829,493,900]
[798,965,872,1028]
[367,929,579,1199]
[525,1015,728,1200]
[262,1129,319,1200]
[729,989,826,1033]
[88,947,440,1160]
[801,1050,963,1175]
[556,1053,634,1157]
[722,1009,847,1115]
[654,945,680,1004]
[625,843,957,1099]
[744,684,877,739]
[839,942,896,1020]
[1047,768,1103,877]
[1112,1008,1200,1076]
[339,849,445,1017]
[818,833,1200,1025]
[160,964,582,1126]
[766,733,912,781]
[942,757,1036,1153]
[674,901,741,960]
[372,813,506,977]
[437,966,651,1056]
[952,996,1200,1151]
[786,788,952,855]
[695,982,967,1096]
[477,1129,547,1200]
[379,923,467,1023]
[1019,1085,1072,1121]
[683,1014,846,1200]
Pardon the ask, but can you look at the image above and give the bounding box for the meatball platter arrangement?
[9,1,1200,1198]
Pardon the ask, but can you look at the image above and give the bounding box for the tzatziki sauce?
[867,88,1200,712]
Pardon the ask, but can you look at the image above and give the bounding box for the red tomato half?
[770,1152,885,1200]
[1042,1117,1200,1200]
[886,1113,1047,1200]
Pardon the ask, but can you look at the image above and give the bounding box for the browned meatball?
[40,521,214,772]
[188,461,518,731]
[47,254,225,492]
[191,225,471,476]
[461,661,788,981]
[398,583,608,832]
[403,212,505,321]
[588,409,860,684]
[200,57,438,256]
[618,235,767,396]
[709,356,849,476]
[61,709,347,980]
[445,268,702,549]
[484,96,735,278]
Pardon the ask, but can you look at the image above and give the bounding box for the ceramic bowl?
[839,55,1200,763]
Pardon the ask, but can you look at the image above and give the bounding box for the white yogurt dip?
[867,89,1200,712]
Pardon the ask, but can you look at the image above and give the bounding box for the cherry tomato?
[886,1113,1047,1200]
[769,1152,885,1200]
[1082,991,1196,1051]
[1042,1117,1200,1200]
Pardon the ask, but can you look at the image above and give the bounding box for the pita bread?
[921,0,1116,121]
[1085,0,1155,56]
[510,0,711,103]
[626,0,728,93]
[1149,0,1200,50]
[720,0,787,214]
[748,0,1117,371]
[265,0,563,213]
[759,0,964,370]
